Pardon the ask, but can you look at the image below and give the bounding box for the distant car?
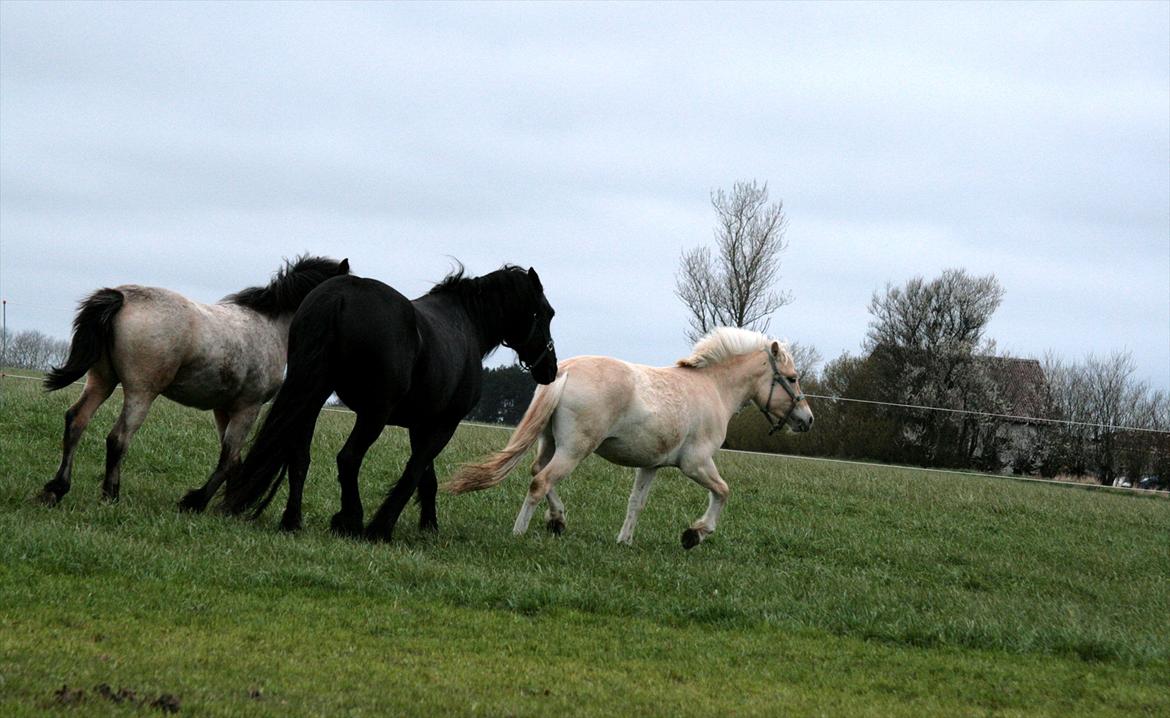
[1138,476,1160,490]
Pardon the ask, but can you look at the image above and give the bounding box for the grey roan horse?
[39,255,349,509]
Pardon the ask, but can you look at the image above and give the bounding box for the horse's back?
[299,275,422,413]
[110,285,285,408]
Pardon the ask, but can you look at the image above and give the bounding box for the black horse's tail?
[221,299,340,518]
[44,289,124,391]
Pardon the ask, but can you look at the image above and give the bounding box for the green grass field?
[2,372,1168,716]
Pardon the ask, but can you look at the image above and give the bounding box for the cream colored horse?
[445,327,814,549]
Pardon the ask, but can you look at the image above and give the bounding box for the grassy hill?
[1,372,1167,716]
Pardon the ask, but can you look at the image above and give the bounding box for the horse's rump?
[44,288,125,391]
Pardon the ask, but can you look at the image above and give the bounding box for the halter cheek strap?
[502,313,555,372]
[759,349,806,435]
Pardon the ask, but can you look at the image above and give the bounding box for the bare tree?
[787,341,823,380]
[676,180,791,343]
[1,329,69,371]
[1083,351,1140,485]
[863,269,1005,466]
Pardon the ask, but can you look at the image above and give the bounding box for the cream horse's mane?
[676,327,790,369]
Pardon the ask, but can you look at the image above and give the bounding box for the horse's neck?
[416,294,503,359]
[703,352,764,417]
[456,294,512,358]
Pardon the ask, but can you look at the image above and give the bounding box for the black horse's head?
[501,267,558,384]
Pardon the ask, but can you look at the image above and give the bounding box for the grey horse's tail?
[44,289,124,391]
[221,299,339,518]
[443,372,568,494]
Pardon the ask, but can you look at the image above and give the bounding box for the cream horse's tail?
[444,372,568,494]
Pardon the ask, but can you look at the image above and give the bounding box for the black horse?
[221,264,558,542]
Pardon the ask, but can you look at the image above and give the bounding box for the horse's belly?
[164,375,236,410]
[596,436,673,468]
[164,363,276,411]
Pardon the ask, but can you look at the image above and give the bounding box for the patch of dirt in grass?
[47,683,181,712]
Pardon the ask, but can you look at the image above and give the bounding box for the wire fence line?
[3,370,1165,498]
[803,393,1170,436]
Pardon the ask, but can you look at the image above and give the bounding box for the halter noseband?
[759,349,806,435]
[503,312,554,373]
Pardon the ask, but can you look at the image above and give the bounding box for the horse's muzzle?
[790,414,814,433]
[531,356,558,385]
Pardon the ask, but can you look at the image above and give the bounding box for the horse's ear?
[338,258,350,274]
[527,267,543,291]
[771,341,781,357]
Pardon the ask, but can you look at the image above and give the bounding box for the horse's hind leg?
[329,410,387,537]
[530,429,555,475]
[544,486,566,535]
[679,457,729,550]
[101,389,157,501]
[616,467,658,545]
[531,429,568,533]
[39,373,116,506]
[279,438,313,532]
[514,452,579,536]
[179,405,260,513]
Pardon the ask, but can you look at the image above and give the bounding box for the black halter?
[758,349,805,435]
[503,312,554,373]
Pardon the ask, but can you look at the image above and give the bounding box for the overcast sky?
[2,1,1167,391]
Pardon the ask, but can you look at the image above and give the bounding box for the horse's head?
[753,341,813,434]
[503,267,558,385]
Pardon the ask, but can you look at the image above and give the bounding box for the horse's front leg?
[679,458,729,550]
[365,423,458,543]
[616,467,658,545]
[179,405,259,513]
[417,462,439,532]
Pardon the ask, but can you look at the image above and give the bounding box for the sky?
[2,1,1168,391]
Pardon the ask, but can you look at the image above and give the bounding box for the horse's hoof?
[681,528,702,550]
[418,519,439,534]
[177,490,208,513]
[35,489,62,507]
[330,512,362,538]
[100,490,120,503]
[278,514,302,533]
[546,517,566,535]
[363,524,393,543]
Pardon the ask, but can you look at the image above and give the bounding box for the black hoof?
[36,489,63,507]
[178,489,209,513]
[330,512,363,537]
[278,512,302,533]
[363,524,393,543]
[418,518,439,534]
[681,528,702,550]
[100,488,120,503]
[546,517,566,535]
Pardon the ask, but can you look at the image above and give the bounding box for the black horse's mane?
[427,262,528,297]
[427,262,535,351]
[227,255,348,317]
